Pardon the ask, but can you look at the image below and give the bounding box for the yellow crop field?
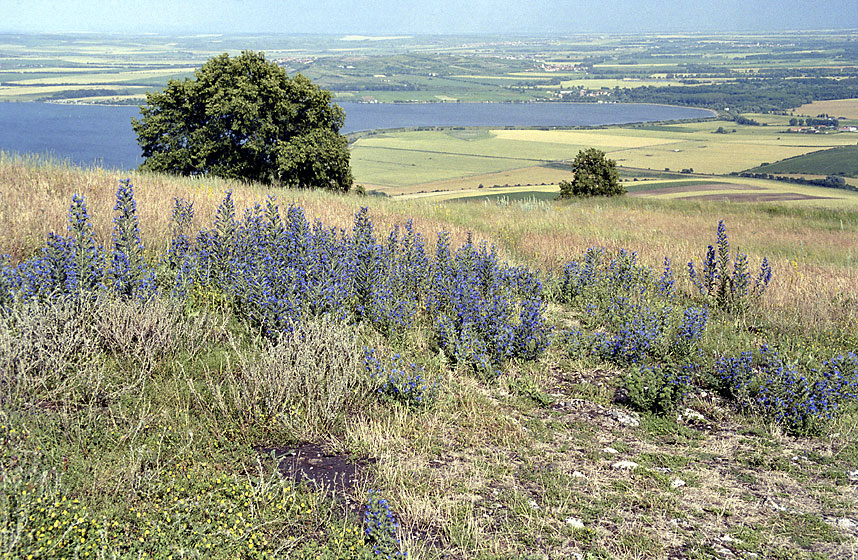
[559,78,685,88]
[6,68,196,86]
[609,141,814,174]
[492,129,680,149]
[796,98,858,119]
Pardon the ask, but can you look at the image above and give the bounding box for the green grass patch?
[748,145,858,177]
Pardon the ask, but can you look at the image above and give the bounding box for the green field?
[749,145,858,177]
[351,120,858,199]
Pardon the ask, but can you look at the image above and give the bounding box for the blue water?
[0,101,714,171]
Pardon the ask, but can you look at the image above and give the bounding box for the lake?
[0,101,714,171]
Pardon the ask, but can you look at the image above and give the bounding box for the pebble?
[612,460,639,470]
[603,447,619,454]
[713,545,736,558]
[671,478,686,489]
[847,469,858,482]
[835,518,857,531]
[607,409,640,427]
[572,470,586,479]
[565,517,585,529]
[528,499,540,510]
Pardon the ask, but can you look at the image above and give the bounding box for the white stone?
[681,408,707,423]
[603,447,619,454]
[528,499,540,510]
[847,469,858,482]
[572,471,586,479]
[565,517,585,529]
[835,518,857,531]
[607,409,640,427]
[612,460,639,470]
[671,478,686,489]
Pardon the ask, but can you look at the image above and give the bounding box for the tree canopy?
[558,148,624,198]
[132,51,352,192]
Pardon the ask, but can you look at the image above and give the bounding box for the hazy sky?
[4,0,858,34]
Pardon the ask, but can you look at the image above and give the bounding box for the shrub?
[624,364,692,415]
[716,347,858,434]
[557,148,624,198]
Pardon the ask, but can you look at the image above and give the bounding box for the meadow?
[350,114,858,199]
[1,155,857,559]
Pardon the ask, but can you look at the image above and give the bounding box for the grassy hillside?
[1,158,857,559]
[748,145,858,178]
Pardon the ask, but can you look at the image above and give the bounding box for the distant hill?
[748,145,858,177]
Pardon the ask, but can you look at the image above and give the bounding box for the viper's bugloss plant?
[688,220,772,313]
[364,490,402,558]
[716,347,858,434]
[166,196,194,270]
[658,256,675,298]
[364,348,439,408]
[108,180,156,299]
[11,184,159,303]
[624,364,692,414]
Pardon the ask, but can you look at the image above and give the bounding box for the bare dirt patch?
[258,443,372,497]
[628,183,765,197]
[679,192,836,202]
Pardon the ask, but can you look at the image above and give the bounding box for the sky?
[3,0,858,35]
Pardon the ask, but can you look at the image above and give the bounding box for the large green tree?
[558,148,624,198]
[132,51,352,192]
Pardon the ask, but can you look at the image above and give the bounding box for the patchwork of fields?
[351,114,858,206]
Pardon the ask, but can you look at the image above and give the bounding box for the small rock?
[681,407,706,424]
[835,518,857,531]
[565,517,585,528]
[654,466,672,474]
[607,409,640,427]
[766,499,787,512]
[603,447,619,454]
[847,470,858,482]
[528,499,540,510]
[720,535,735,543]
[671,478,686,489]
[572,471,586,479]
[612,460,639,470]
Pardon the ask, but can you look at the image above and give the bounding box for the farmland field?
[796,98,858,119]
[749,145,858,177]
[350,119,858,199]
[1,30,857,107]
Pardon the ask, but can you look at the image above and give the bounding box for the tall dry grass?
[2,155,856,338]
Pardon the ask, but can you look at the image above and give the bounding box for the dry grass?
[3,155,856,341]
[796,98,858,120]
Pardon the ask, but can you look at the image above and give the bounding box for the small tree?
[132,51,352,192]
[558,148,623,198]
